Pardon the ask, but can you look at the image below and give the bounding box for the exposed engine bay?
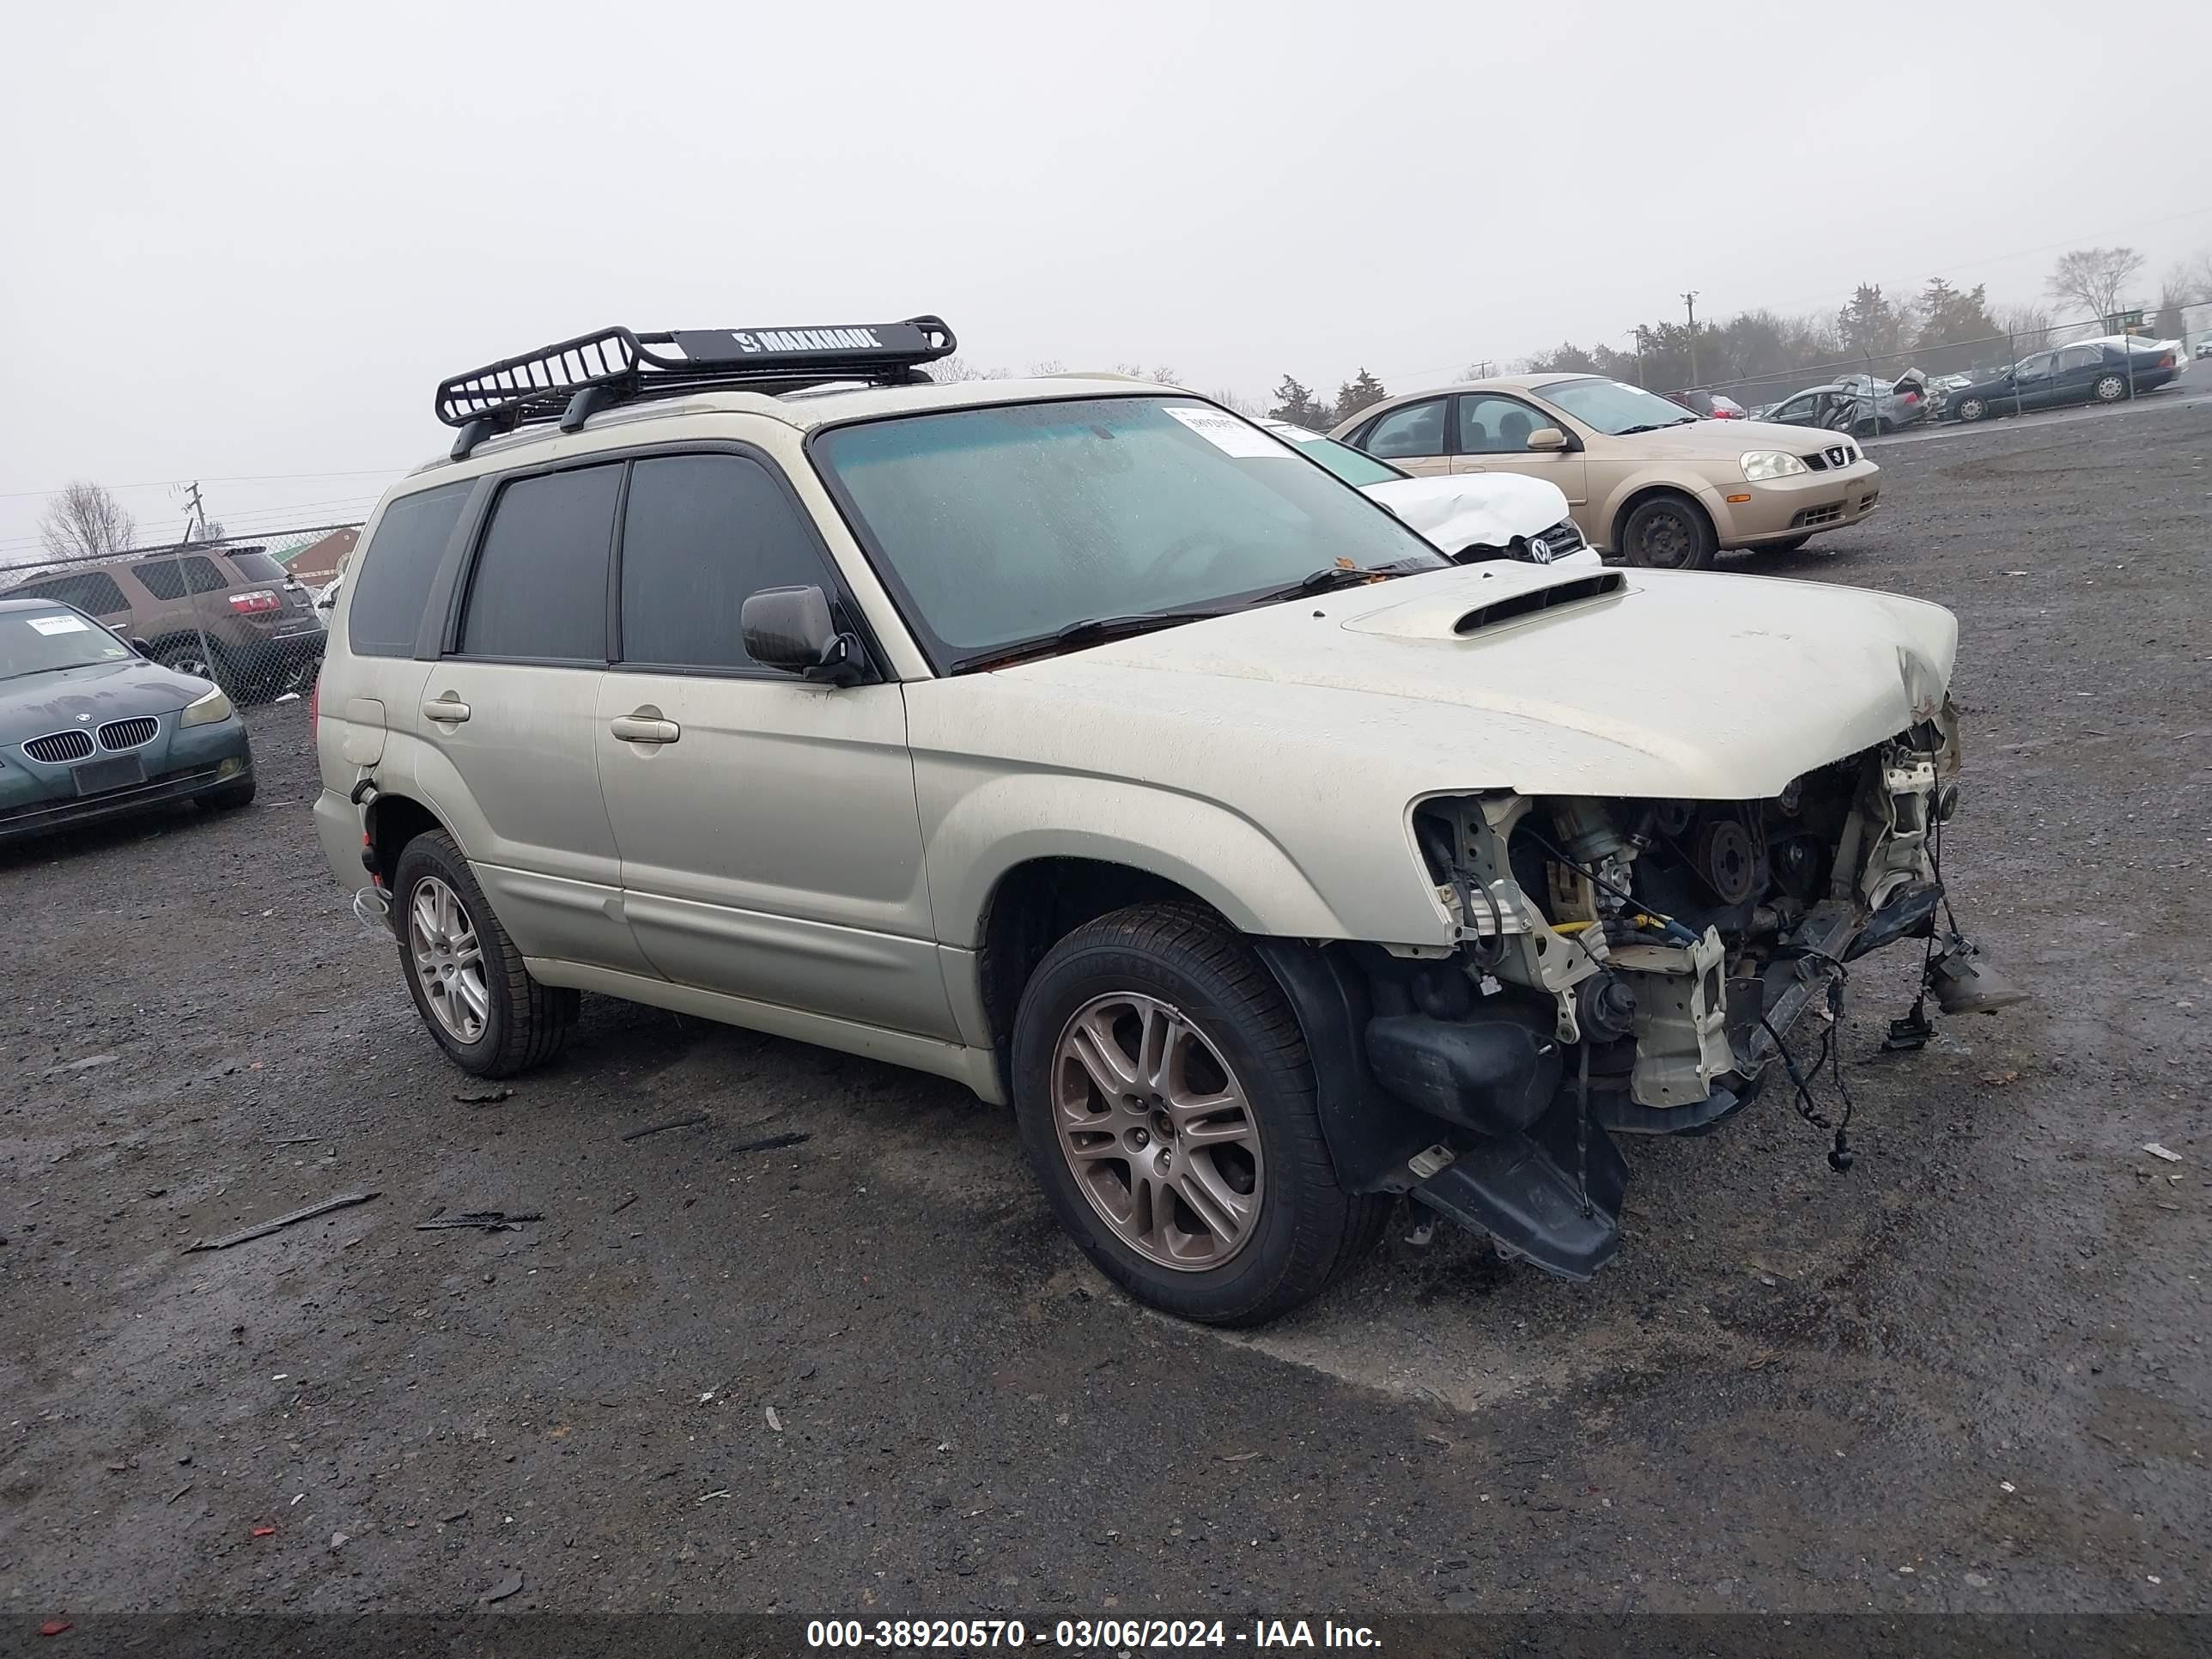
[1312,696,2022,1281]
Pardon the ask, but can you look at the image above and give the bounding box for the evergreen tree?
[1266,376,1330,429]
[1331,369,1389,426]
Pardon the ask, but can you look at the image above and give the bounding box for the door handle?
[422,696,471,725]
[610,713,681,745]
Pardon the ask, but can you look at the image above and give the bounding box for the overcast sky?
[3,0,2208,557]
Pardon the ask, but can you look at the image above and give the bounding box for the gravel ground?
[3,400,2208,1624]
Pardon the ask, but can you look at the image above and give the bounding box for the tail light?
[309,677,319,741]
[2159,353,2175,369]
[1900,390,1921,404]
[228,590,281,614]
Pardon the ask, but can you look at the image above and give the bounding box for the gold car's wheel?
[1051,990,1266,1271]
[408,875,489,1044]
[1012,902,1387,1326]
[1620,494,1717,570]
[391,830,576,1077]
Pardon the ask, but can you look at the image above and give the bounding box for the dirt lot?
[4,398,2208,1623]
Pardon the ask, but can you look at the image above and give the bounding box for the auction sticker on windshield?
[27,615,91,635]
[1164,404,1291,459]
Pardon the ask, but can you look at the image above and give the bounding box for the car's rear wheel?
[392,830,575,1077]
[1012,902,1384,1326]
[2093,372,2130,404]
[1618,494,1717,570]
[1953,396,1989,423]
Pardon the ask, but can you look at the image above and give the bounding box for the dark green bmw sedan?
[1,597,254,842]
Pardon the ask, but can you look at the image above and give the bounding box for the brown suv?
[3,546,326,698]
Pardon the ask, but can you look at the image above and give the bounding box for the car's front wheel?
[1012,903,1384,1326]
[1953,395,1989,423]
[1618,493,1718,570]
[392,830,576,1077]
[2093,372,2130,404]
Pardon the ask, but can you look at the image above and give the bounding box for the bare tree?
[1992,302,2054,352]
[1205,386,1261,416]
[2045,246,2145,320]
[35,481,137,563]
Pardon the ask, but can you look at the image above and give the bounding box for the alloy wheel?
[409,875,489,1043]
[1051,991,1265,1271]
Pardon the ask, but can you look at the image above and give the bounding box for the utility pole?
[183,481,209,543]
[1680,292,1700,386]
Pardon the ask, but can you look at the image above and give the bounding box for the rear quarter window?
[227,550,290,585]
[347,482,474,658]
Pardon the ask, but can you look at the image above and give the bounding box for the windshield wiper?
[1613,416,1698,435]
[1244,564,1400,605]
[950,611,1219,673]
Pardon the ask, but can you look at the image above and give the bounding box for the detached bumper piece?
[1409,1097,1628,1280]
[1362,1004,1627,1279]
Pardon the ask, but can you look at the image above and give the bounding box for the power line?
[0,465,415,502]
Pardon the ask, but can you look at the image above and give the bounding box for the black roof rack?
[434,315,957,459]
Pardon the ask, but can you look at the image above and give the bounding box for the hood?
[1589,416,1846,457]
[959,562,1956,801]
[0,659,214,737]
[1362,472,1571,551]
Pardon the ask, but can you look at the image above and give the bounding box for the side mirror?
[741,585,865,687]
[128,636,154,657]
[1525,426,1569,453]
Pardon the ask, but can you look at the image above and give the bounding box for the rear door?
[2052,344,2105,404]
[417,462,653,976]
[1449,392,1587,506]
[594,450,954,1038]
[1352,398,1451,476]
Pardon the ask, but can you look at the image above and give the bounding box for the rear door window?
[133,559,188,600]
[617,454,840,672]
[180,556,230,594]
[457,466,621,663]
[1362,398,1448,460]
[348,481,473,658]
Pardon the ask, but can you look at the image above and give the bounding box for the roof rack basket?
[433,315,957,459]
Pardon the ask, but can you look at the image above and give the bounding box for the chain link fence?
[1666,299,2208,437]
[0,523,360,706]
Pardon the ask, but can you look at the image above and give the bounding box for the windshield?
[1272,426,1407,487]
[814,397,1446,669]
[1537,376,1698,435]
[0,606,133,680]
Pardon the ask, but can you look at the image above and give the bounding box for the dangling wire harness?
[1759,949,1857,1173]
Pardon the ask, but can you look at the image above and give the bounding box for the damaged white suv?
[313,317,2017,1326]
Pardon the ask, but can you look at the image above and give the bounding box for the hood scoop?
[1452,570,1625,635]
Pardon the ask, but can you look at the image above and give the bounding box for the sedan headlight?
[1741,450,1810,482]
[179,686,234,728]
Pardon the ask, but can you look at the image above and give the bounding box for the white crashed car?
[1261,420,1601,568]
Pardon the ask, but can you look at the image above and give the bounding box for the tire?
[2092,373,2129,404]
[198,775,256,811]
[1617,493,1718,570]
[391,830,576,1077]
[1762,532,1814,553]
[1953,396,1988,423]
[1011,902,1384,1326]
[155,641,234,693]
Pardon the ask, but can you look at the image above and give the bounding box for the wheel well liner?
[977,858,1206,1071]
[364,792,445,888]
